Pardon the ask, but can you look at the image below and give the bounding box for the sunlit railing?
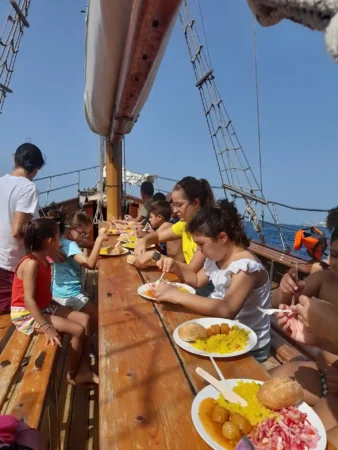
[35,166,99,206]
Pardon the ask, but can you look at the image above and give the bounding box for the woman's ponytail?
[198,178,215,207]
[21,221,36,254]
[173,176,215,207]
[218,199,250,247]
[187,198,250,248]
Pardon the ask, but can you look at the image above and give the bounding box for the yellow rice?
[191,325,249,354]
[218,381,273,425]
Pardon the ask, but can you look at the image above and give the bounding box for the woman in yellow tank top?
[134,176,215,274]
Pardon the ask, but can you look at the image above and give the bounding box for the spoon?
[257,306,292,316]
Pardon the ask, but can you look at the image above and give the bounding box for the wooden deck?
[1,244,335,448]
[44,268,99,450]
[97,238,337,450]
[0,269,99,450]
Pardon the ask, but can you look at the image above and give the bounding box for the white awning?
[84,0,181,139]
[84,1,133,136]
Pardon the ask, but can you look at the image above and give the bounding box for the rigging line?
[196,0,212,69]
[253,19,263,194]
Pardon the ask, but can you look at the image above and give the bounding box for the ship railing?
[153,175,330,253]
[34,167,329,253]
[35,166,99,207]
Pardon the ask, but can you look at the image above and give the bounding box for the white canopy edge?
[84,0,134,136]
[84,0,180,138]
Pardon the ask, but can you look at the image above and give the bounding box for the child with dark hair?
[134,201,185,265]
[51,211,108,327]
[153,192,166,202]
[155,199,271,361]
[149,201,171,228]
[11,218,98,386]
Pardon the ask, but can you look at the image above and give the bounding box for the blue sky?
[0,0,337,225]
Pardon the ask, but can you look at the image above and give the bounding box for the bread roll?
[178,322,207,342]
[257,377,304,410]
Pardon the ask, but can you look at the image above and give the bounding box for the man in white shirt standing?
[0,143,44,314]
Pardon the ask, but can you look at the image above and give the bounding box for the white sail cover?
[84,0,179,137]
[84,0,133,136]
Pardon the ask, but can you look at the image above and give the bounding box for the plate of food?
[137,282,196,301]
[191,377,326,450]
[99,246,129,257]
[119,234,137,243]
[106,228,122,236]
[126,255,157,267]
[122,241,155,250]
[173,318,257,358]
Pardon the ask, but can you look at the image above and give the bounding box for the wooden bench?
[0,269,100,450]
[0,315,59,447]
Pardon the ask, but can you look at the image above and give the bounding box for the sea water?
[245,222,329,261]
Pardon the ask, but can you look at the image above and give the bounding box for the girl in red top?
[11,218,98,386]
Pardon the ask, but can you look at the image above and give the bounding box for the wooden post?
[105,139,122,219]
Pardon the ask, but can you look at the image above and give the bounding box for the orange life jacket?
[293,227,328,261]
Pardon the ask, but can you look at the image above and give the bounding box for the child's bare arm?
[73,234,107,269]
[73,238,94,249]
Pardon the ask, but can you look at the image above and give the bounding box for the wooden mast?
[104,0,182,216]
[106,140,122,219]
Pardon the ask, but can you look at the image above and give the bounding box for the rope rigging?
[179,0,287,249]
[0,0,31,115]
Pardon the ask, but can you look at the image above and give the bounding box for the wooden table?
[98,238,336,449]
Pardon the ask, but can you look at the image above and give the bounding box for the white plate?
[122,243,155,250]
[191,381,327,450]
[137,282,196,301]
[99,247,129,257]
[173,318,257,358]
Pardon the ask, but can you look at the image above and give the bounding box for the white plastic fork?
[196,362,247,407]
[155,272,165,286]
[257,306,292,316]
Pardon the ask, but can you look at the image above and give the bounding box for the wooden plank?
[9,333,58,428]
[68,387,90,450]
[0,315,12,328]
[88,269,99,450]
[55,335,73,450]
[0,331,31,408]
[270,329,308,364]
[250,241,312,275]
[0,315,12,349]
[98,255,207,450]
[261,355,280,371]
[140,268,270,391]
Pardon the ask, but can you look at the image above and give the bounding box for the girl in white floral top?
[155,199,271,361]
